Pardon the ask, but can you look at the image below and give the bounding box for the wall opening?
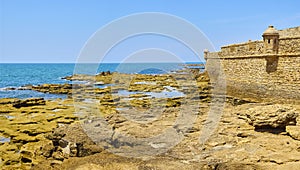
[266,56,278,73]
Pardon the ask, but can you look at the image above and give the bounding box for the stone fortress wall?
[205,26,300,103]
[278,26,300,37]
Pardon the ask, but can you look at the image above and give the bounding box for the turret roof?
[263,25,279,36]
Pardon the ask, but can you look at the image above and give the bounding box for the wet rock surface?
[1,70,300,169]
[29,102,300,170]
[0,98,77,169]
[12,98,46,108]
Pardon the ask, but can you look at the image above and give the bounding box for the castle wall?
[206,27,300,103]
[219,54,300,103]
[220,41,264,57]
[205,52,222,83]
[278,26,300,38]
[278,37,300,54]
[219,37,300,57]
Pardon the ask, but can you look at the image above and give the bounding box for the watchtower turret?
[262,25,279,54]
[204,49,209,60]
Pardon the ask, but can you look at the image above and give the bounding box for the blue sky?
[0,0,299,63]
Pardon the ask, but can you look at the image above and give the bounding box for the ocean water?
[0,63,197,99]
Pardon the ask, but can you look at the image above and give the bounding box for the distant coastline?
[0,62,204,99]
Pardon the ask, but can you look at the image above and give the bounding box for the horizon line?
[0,61,205,64]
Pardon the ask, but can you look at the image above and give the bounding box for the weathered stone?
[52,152,64,161]
[286,126,300,140]
[12,98,46,108]
[0,98,19,105]
[215,162,260,170]
[59,139,68,148]
[12,134,39,143]
[69,142,78,157]
[239,104,298,129]
[50,160,63,166]
[206,26,300,104]
[40,141,55,158]
[29,83,87,94]
[20,150,33,163]
[0,98,78,169]
[274,162,300,170]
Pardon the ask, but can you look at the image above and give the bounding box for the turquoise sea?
[0,63,201,99]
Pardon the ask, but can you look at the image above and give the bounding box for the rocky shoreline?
[1,69,300,169]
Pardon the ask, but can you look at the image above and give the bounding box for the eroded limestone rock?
[286,126,300,140]
[43,123,103,162]
[12,98,46,108]
[238,104,298,129]
[0,98,78,169]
